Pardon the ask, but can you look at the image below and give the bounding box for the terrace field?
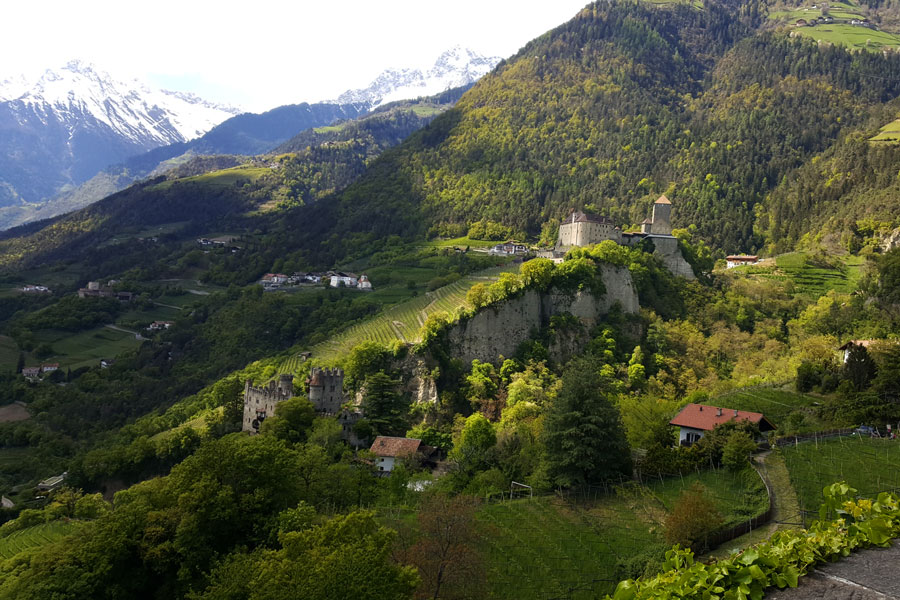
[782,436,900,522]
[0,521,80,560]
[279,263,518,368]
[712,386,831,433]
[733,251,866,297]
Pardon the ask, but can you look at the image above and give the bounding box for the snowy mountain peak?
[333,47,501,107]
[0,61,242,144]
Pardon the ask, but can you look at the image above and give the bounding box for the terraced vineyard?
[0,520,79,559]
[279,264,517,369]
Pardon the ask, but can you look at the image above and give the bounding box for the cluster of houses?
[197,237,240,253]
[146,321,175,332]
[488,242,529,256]
[21,285,51,294]
[794,15,834,26]
[77,280,133,302]
[21,363,59,379]
[258,271,373,291]
[794,15,876,29]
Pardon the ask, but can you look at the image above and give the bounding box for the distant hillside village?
[258,271,373,291]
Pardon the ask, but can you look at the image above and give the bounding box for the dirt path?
[706,450,803,559]
[104,324,145,340]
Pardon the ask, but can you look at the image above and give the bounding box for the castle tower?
[651,195,672,235]
[307,367,345,414]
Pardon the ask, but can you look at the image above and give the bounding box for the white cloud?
[1,0,589,112]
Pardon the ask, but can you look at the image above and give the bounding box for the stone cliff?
[444,264,639,365]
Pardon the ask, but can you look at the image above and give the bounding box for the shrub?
[664,482,723,552]
[721,431,757,471]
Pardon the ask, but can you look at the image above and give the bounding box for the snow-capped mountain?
[333,46,501,108]
[0,60,241,206]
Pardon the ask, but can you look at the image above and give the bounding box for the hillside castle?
[242,368,362,444]
[552,195,694,279]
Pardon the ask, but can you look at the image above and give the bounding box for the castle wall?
[557,221,620,251]
[242,375,294,434]
[444,264,638,365]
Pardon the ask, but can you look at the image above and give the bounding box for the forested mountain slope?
[279,0,900,260]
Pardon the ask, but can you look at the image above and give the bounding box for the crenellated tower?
[307,367,345,414]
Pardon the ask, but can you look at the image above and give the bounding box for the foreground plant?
[610,482,900,600]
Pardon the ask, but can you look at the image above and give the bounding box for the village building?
[41,363,59,373]
[22,285,50,293]
[369,436,437,473]
[669,403,776,446]
[489,242,529,256]
[329,272,359,288]
[21,367,40,379]
[147,321,175,331]
[100,358,116,369]
[357,274,373,291]
[837,339,892,363]
[726,255,759,268]
[37,471,67,492]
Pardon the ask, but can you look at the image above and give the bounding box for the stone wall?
[651,236,695,279]
[444,264,639,365]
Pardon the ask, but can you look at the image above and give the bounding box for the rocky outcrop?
[882,227,900,252]
[651,236,695,279]
[444,264,638,365]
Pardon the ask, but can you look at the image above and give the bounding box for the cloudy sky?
[2,0,589,112]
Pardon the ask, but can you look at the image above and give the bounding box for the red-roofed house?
[838,340,881,363]
[370,436,436,473]
[669,403,776,446]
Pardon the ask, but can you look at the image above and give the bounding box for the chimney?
[716,407,722,417]
[734,409,739,417]
[698,405,702,411]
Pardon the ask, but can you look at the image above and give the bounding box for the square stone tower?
[651,195,672,235]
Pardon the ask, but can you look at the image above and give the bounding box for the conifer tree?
[543,357,632,487]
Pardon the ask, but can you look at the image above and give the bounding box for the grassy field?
[773,252,865,296]
[792,24,900,51]
[782,436,900,521]
[474,467,766,599]
[0,335,19,371]
[150,166,271,191]
[27,326,141,371]
[99,221,191,247]
[0,521,80,560]
[870,116,900,142]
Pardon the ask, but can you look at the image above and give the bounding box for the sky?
[1,0,590,112]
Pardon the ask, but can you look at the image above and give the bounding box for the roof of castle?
[641,218,653,224]
[655,195,671,205]
[564,210,615,225]
[308,371,323,387]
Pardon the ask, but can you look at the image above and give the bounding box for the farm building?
[370,436,437,473]
[726,255,759,268]
[669,403,776,446]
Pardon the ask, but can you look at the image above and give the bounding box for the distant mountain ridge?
[333,46,501,107]
[0,60,241,207]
